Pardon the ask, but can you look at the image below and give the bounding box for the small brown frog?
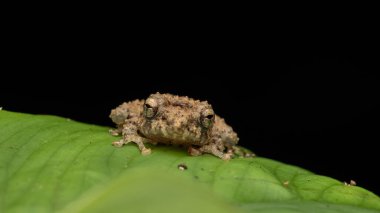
[109,92,241,160]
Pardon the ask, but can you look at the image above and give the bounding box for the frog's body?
[110,93,240,160]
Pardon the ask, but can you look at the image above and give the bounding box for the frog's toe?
[112,140,124,147]
[188,146,202,156]
[109,129,120,136]
[141,147,152,155]
[222,153,232,161]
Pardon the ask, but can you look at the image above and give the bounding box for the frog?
[109,92,243,160]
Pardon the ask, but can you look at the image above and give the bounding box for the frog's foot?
[199,144,231,161]
[112,134,152,156]
[126,135,152,156]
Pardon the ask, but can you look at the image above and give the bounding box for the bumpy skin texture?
[109,93,241,160]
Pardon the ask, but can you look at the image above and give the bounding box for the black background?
[1,18,379,195]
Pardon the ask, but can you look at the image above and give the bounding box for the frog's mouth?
[138,128,205,146]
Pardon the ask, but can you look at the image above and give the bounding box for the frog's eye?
[200,108,215,128]
[144,98,159,118]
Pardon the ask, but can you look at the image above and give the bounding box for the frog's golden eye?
[200,108,215,128]
[144,98,159,118]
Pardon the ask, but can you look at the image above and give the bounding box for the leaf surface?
[0,110,379,212]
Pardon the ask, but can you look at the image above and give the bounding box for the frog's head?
[138,93,215,145]
[109,100,142,125]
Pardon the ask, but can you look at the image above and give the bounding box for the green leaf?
[0,110,379,213]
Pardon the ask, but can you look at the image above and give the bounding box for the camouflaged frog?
[109,93,243,160]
